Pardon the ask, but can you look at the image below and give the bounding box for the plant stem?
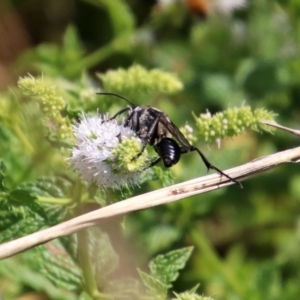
[77,228,113,299]
[75,181,112,300]
[77,229,98,297]
[12,123,34,154]
[38,197,72,205]
[70,34,131,75]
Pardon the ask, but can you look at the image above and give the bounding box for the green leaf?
[172,292,214,300]
[17,26,85,78]
[0,198,49,243]
[84,0,135,36]
[79,292,94,300]
[63,25,84,58]
[253,261,282,299]
[149,247,194,287]
[144,225,181,255]
[19,176,72,199]
[138,269,168,300]
[152,167,175,188]
[59,234,78,262]
[0,176,70,243]
[0,160,7,191]
[9,189,37,203]
[104,278,142,300]
[87,227,119,281]
[188,284,200,294]
[8,193,47,220]
[35,240,82,291]
[171,284,207,300]
[0,253,77,300]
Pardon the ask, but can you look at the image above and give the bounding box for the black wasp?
[98,92,242,188]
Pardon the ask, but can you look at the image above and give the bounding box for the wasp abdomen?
[155,138,181,168]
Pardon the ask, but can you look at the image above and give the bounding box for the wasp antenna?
[97,92,136,107]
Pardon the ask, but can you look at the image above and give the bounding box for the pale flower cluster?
[70,114,146,188]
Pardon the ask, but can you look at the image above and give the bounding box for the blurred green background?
[1,0,300,299]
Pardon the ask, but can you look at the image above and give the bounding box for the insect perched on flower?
[98,93,242,188]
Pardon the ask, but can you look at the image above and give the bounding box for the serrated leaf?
[0,254,77,300]
[138,269,168,300]
[104,278,142,300]
[46,205,68,226]
[35,241,82,291]
[0,206,25,241]
[59,233,78,261]
[0,215,42,243]
[87,227,119,281]
[9,189,37,203]
[20,176,72,198]
[8,192,48,220]
[0,195,64,243]
[0,176,69,243]
[0,199,48,243]
[149,247,194,287]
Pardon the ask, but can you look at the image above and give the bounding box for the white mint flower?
[70,113,149,188]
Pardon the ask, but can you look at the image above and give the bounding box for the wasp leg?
[109,107,131,120]
[180,145,242,188]
[101,107,131,125]
[131,116,160,161]
[142,157,161,170]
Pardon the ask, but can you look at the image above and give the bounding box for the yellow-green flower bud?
[194,106,276,144]
[18,75,73,141]
[98,64,183,99]
[111,137,148,173]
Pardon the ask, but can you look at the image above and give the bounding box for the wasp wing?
[158,115,192,147]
